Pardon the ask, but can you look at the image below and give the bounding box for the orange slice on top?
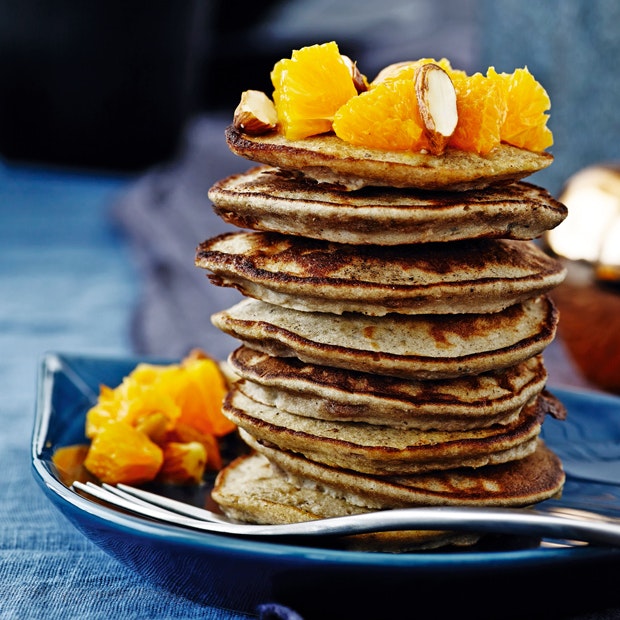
[448,71,506,155]
[271,41,359,141]
[333,70,428,151]
[488,66,553,152]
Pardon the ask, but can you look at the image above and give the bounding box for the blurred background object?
[544,164,620,395]
[546,165,620,270]
[0,0,208,170]
[487,0,620,395]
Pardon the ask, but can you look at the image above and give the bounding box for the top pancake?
[208,165,567,245]
[225,125,554,191]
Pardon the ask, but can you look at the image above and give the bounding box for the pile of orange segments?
[269,41,552,155]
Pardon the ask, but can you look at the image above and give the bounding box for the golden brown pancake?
[211,451,481,551]
[197,232,567,316]
[208,166,567,244]
[225,125,554,191]
[221,387,558,475]
[211,296,559,380]
[240,431,565,509]
[229,347,549,430]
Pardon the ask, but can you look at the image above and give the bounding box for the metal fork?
[72,480,620,546]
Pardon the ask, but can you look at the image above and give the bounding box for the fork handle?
[283,505,620,546]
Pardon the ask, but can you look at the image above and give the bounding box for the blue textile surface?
[0,163,252,619]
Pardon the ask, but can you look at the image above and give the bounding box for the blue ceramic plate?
[32,352,620,618]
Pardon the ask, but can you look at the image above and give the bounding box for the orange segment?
[84,421,163,485]
[334,59,511,156]
[52,444,91,484]
[168,422,224,471]
[85,378,180,439]
[487,66,553,151]
[271,41,359,140]
[158,441,207,485]
[175,356,235,437]
[82,349,235,486]
[448,71,506,155]
[333,68,428,151]
[266,47,553,155]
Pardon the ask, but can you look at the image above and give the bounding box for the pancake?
[225,126,553,191]
[206,60,567,545]
[221,387,559,475]
[211,296,559,380]
[211,451,481,551]
[208,166,567,245]
[229,347,548,430]
[197,232,567,316]
[241,431,565,509]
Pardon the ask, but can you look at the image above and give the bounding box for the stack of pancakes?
[195,123,569,551]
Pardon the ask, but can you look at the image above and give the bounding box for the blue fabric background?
[0,165,251,619]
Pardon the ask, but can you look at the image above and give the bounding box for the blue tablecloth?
[0,162,254,619]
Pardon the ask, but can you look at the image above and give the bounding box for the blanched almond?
[233,90,278,135]
[415,63,458,155]
[342,55,369,93]
[372,61,416,84]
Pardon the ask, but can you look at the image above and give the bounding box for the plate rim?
[31,350,620,571]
